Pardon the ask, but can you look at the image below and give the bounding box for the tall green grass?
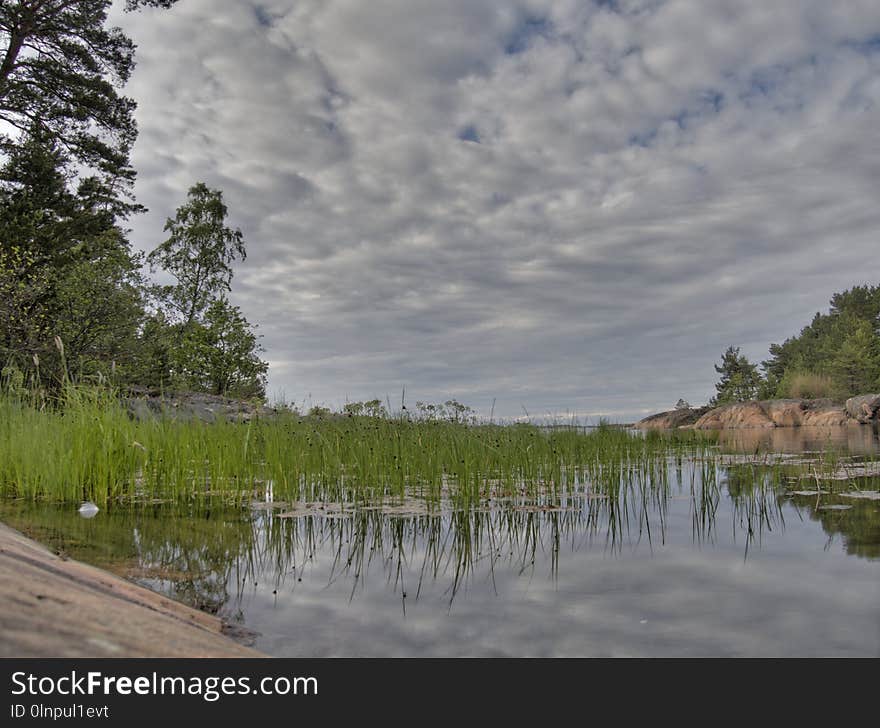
[1,388,718,506]
[3,388,875,510]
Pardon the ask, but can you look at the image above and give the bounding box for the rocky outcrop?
[798,402,852,427]
[637,396,871,430]
[845,394,880,424]
[767,398,850,427]
[0,522,263,657]
[691,401,775,429]
[123,388,274,424]
[692,399,850,429]
[636,407,710,429]
[764,399,805,427]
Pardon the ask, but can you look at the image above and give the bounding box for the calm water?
[2,428,879,657]
[715,424,880,455]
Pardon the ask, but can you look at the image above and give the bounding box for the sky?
[110,0,880,422]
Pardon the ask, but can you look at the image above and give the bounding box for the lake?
[1,426,878,657]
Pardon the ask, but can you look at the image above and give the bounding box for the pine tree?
[0,131,144,383]
[712,346,761,405]
[830,321,880,397]
[1,1,180,201]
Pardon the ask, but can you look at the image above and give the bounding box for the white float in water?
[78,502,99,519]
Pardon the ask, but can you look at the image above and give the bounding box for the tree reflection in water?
[1,457,877,617]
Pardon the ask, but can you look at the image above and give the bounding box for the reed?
[1,389,874,512]
[1,388,715,507]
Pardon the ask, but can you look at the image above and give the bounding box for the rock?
[763,399,805,427]
[799,410,851,426]
[640,394,876,430]
[766,398,849,427]
[693,401,776,429]
[845,393,880,424]
[122,388,275,424]
[635,407,709,429]
[77,502,99,519]
[0,522,263,657]
[693,398,850,429]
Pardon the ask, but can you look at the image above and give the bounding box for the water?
[715,425,880,455]
[1,430,878,657]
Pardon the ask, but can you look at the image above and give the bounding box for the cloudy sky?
[111,0,880,421]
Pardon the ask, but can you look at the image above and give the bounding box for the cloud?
[239,495,878,656]
[113,0,880,418]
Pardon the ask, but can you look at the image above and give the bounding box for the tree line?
[711,284,880,405]
[0,1,268,401]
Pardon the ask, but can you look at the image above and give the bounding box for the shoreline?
[0,521,264,658]
[636,395,880,430]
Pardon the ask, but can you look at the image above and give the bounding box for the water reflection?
[716,424,880,455]
[1,455,878,656]
[786,490,880,559]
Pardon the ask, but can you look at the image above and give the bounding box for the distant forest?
[712,284,880,405]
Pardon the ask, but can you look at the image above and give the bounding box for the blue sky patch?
[253,4,272,28]
[504,17,553,55]
[457,125,481,143]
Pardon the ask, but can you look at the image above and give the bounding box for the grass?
[0,387,876,540]
[780,371,836,399]
[0,386,720,507]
